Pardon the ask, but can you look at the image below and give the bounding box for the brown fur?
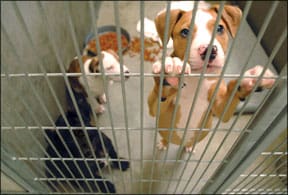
[67,56,99,96]
[148,5,245,149]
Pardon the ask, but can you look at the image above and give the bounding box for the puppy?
[148,2,276,152]
[44,88,130,193]
[67,49,130,114]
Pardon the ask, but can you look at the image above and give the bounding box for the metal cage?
[1,1,287,194]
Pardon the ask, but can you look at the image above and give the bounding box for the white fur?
[78,51,129,114]
[153,2,224,152]
[153,3,276,153]
[189,10,225,71]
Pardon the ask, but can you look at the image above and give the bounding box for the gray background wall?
[1,1,100,191]
[235,1,287,73]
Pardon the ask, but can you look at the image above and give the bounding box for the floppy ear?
[67,58,88,97]
[89,57,100,73]
[155,9,185,45]
[211,5,242,38]
[86,40,98,56]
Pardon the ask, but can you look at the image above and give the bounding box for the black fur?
[44,88,129,193]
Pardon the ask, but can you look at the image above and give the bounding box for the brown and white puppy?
[68,49,130,114]
[148,2,276,152]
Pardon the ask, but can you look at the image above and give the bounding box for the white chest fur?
[177,76,216,141]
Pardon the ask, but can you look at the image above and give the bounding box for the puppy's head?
[101,49,130,81]
[68,50,130,84]
[155,4,242,72]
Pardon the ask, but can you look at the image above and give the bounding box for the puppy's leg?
[148,57,190,150]
[208,65,276,122]
[148,57,190,116]
[185,111,213,153]
[157,138,168,150]
[101,133,130,171]
[88,97,105,114]
[97,93,107,104]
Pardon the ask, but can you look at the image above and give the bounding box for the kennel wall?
[1,1,287,194]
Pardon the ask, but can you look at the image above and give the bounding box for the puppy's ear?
[211,5,242,38]
[67,58,88,97]
[89,57,100,73]
[86,40,98,56]
[155,9,185,45]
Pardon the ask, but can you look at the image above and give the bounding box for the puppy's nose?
[199,45,218,62]
[124,70,130,79]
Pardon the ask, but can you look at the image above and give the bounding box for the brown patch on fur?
[206,17,230,53]
[67,56,91,97]
[155,9,186,46]
[155,5,242,59]
[89,57,100,73]
[210,5,242,38]
[150,4,244,149]
[86,40,98,56]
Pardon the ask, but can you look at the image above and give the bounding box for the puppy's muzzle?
[199,45,218,62]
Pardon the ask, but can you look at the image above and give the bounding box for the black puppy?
[44,87,129,193]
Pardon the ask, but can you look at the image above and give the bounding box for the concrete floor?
[1,1,284,194]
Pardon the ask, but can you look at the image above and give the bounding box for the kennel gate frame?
[1,1,287,194]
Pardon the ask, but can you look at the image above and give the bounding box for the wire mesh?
[1,1,287,194]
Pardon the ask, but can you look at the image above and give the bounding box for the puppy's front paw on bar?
[157,140,168,150]
[241,65,276,93]
[152,57,191,87]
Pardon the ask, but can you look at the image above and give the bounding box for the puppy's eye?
[180,28,189,38]
[216,24,224,34]
[107,66,114,71]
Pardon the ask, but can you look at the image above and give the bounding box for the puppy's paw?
[95,104,105,114]
[242,65,275,91]
[157,141,167,150]
[152,57,191,87]
[111,158,130,171]
[239,65,276,98]
[97,94,107,104]
[185,146,196,153]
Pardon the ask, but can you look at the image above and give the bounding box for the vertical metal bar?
[202,63,286,193]
[11,1,107,192]
[2,83,74,192]
[1,125,52,192]
[2,117,60,193]
[202,94,287,195]
[161,1,225,193]
[64,2,115,192]
[186,1,281,193]
[148,1,171,193]
[244,157,287,193]
[2,20,80,192]
[88,1,127,192]
[113,1,133,186]
[161,1,199,187]
[36,2,107,192]
[174,1,251,189]
[2,150,37,193]
[7,2,102,192]
[159,1,200,192]
[139,1,145,193]
[180,3,227,194]
[1,108,60,192]
[190,25,287,194]
[229,140,287,191]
